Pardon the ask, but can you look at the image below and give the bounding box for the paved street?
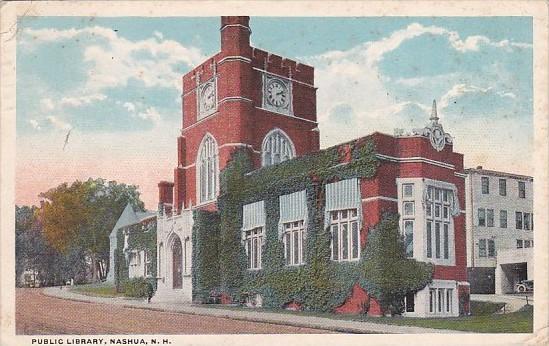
[16,288,334,335]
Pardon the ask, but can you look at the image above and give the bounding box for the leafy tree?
[15,205,76,286]
[40,178,145,282]
[362,213,433,315]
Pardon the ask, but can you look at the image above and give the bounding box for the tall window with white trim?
[198,134,219,203]
[429,287,454,315]
[144,250,152,277]
[242,201,266,270]
[325,178,361,262]
[401,183,415,258]
[425,186,452,261]
[330,209,360,261]
[279,190,308,266]
[244,228,263,270]
[262,129,295,167]
[283,221,305,266]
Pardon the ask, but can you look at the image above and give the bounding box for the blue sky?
[16,16,533,208]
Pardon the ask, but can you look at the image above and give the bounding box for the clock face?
[266,79,289,108]
[200,82,216,113]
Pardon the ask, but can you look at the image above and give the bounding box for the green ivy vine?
[192,137,433,314]
[114,219,157,293]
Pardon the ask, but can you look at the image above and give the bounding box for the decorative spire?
[430,99,439,123]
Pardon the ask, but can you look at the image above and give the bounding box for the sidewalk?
[43,287,466,334]
[471,293,534,313]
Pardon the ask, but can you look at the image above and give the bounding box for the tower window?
[262,129,295,167]
[197,134,219,203]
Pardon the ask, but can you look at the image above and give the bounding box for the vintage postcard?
[1,1,548,345]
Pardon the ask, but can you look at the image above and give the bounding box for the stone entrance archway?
[172,236,183,289]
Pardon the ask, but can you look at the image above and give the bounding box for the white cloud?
[22,26,205,92]
[123,102,136,113]
[46,115,72,131]
[40,98,55,111]
[28,119,41,130]
[154,31,164,40]
[438,84,492,111]
[306,22,531,153]
[310,23,531,70]
[59,93,107,107]
[137,107,161,122]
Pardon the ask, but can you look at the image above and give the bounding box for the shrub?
[470,300,506,315]
[122,277,154,298]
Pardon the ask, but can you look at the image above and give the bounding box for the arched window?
[197,134,219,203]
[262,129,295,167]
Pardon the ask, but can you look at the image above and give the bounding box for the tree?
[362,213,433,315]
[15,205,74,286]
[40,178,145,282]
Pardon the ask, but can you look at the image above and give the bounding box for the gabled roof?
[136,210,156,222]
[113,203,138,230]
[109,203,156,237]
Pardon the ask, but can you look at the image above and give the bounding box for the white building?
[106,204,156,283]
[151,206,194,304]
[464,167,533,294]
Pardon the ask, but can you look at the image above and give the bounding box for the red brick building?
[159,16,319,213]
[155,16,470,317]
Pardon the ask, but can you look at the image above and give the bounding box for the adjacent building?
[465,167,534,294]
[106,203,157,285]
[152,16,471,317]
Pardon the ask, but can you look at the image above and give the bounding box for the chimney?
[158,181,174,206]
[476,166,483,170]
[220,16,251,57]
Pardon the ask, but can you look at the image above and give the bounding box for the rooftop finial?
[430,99,439,123]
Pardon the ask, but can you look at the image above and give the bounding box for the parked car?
[515,280,533,293]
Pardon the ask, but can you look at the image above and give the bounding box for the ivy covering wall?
[114,219,157,293]
[191,209,221,302]
[192,137,433,313]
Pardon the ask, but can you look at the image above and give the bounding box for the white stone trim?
[192,200,217,209]
[376,154,455,170]
[252,67,315,88]
[396,177,457,267]
[454,172,467,178]
[218,96,253,105]
[181,111,221,132]
[361,196,398,203]
[220,24,251,32]
[219,142,261,153]
[196,76,218,120]
[218,55,252,64]
[255,106,318,124]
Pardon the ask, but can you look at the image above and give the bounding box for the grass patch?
[470,300,506,315]
[367,305,533,333]
[70,283,124,298]
[198,303,533,333]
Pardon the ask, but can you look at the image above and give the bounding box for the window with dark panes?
[481,177,489,194]
[499,178,506,196]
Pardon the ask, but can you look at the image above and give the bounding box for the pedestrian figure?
[146,281,154,303]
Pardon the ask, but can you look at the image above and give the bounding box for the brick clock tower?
[159,16,320,212]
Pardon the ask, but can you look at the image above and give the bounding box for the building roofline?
[464,167,533,181]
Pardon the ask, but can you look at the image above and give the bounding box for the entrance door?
[172,237,183,289]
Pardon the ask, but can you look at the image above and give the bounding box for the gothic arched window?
[262,129,295,167]
[197,134,219,203]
